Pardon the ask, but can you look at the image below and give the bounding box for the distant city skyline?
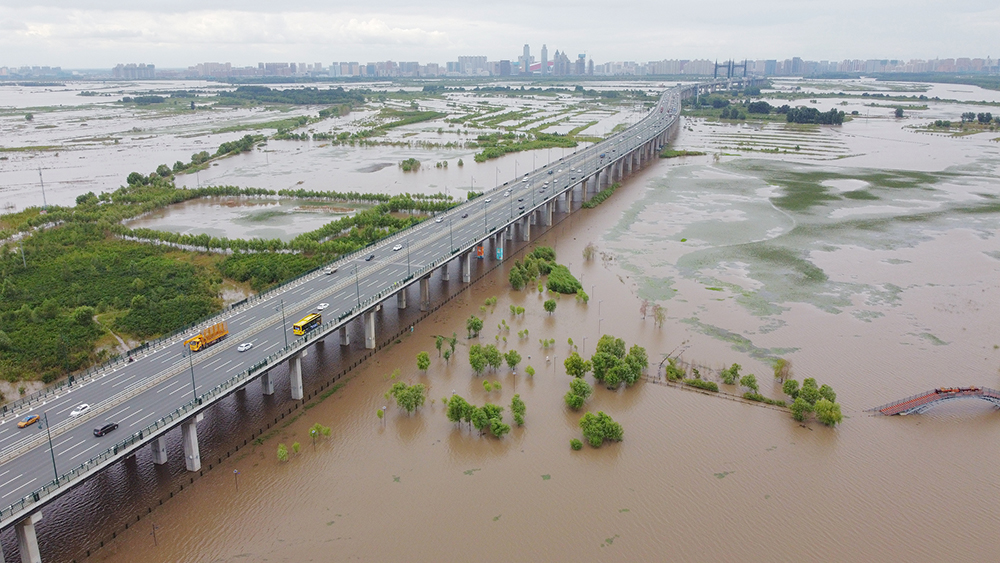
[0,0,998,68]
[2,53,997,81]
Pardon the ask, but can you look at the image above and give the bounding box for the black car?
[517,197,524,202]
[461,213,468,218]
[518,205,525,211]
[365,254,375,261]
[94,422,118,437]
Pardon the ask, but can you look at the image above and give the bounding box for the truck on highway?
[183,321,229,352]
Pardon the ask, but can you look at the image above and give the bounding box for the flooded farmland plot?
[0,80,653,212]
[4,78,1000,562]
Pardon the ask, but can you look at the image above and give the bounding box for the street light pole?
[354,265,361,307]
[484,202,488,234]
[186,348,198,401]
[449,218,454,251]
[277,299,288,348]
[43,412,58,483]
[406,240,411,277]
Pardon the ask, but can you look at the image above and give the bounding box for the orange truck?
[183,321,229,352]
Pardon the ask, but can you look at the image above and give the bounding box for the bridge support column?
[420,277,430,311]
[289,350,306,400]
[494,232,504,260]
[566,188,574,212]
[462,252,471,283]
[505,224,513,240]
[581,177,588,200]
[543,201,553,226]
[260,370,275,395]
[182,414,202,472]
[521,216,531,241]
[364,310,376,349]
[150,435,169,464]
[396,287,406,310]
[440,260,450,281]
[339,326,350,346]
[15,512,42,563]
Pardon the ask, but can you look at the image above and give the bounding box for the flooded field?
[0,79,653,213]
[3,79,1000,561]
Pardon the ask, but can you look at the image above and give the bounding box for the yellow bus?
[293,313,322,335]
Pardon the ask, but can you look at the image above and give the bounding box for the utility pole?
[37,167,48,210]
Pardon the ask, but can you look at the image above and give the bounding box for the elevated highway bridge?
[0,77,763,562]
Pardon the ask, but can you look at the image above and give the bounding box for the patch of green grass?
[0,145,60,152]
[841,190,879,201]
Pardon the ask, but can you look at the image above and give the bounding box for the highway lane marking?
[156,379,186,394]
[261,342,279,353]
[204,357,230,369]
[129,411,158,427]
[226,363,245,373]
[168,384,194,397]
[54,434,81,447]
[58,439,86,456]
[114,409,142,422]
[106,406,132,419]
[212,360,233,372]
[0,475,27,498]
[111,373,140,388]
[69,443,101,461]
[0,469,8,479]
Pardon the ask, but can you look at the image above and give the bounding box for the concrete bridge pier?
[505,224,513,241]
[462,252,472,283]
[420,277,430,311]
[440,259,450,281]
[289,349,307,400]
[494,231,505,260]
[580,177,588,200]
[521,216,531,241]
[364,310,376,349]
[396,286,407,309]
[566,188,574,212]
[260,370,275,396]
[543,201,553,226]
[150,435,169,464]
[339,326,350,346]
[182,414,203,472]
[14,511,42,563]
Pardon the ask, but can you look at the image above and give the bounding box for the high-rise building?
[521,44,531,75]
[499,60,512,76]
[541,44,548,76]
[576,54,586,75]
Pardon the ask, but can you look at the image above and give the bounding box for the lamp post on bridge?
[183,346,198,402]
[275,299,288,349]
[43,411,58,484]
[354,265,361,307]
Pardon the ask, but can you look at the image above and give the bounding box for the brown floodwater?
[5,86,1000,562]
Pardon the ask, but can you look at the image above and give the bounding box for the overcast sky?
[1,0,998,68]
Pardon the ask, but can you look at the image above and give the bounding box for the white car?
[237,342,253,352]
[435,217,443,223]
[317,302,329,310]
[392,244,403,251]
[504,191,511,197]
[70,404,90,417]
[484,198,491,203]
[323,266,337,275]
